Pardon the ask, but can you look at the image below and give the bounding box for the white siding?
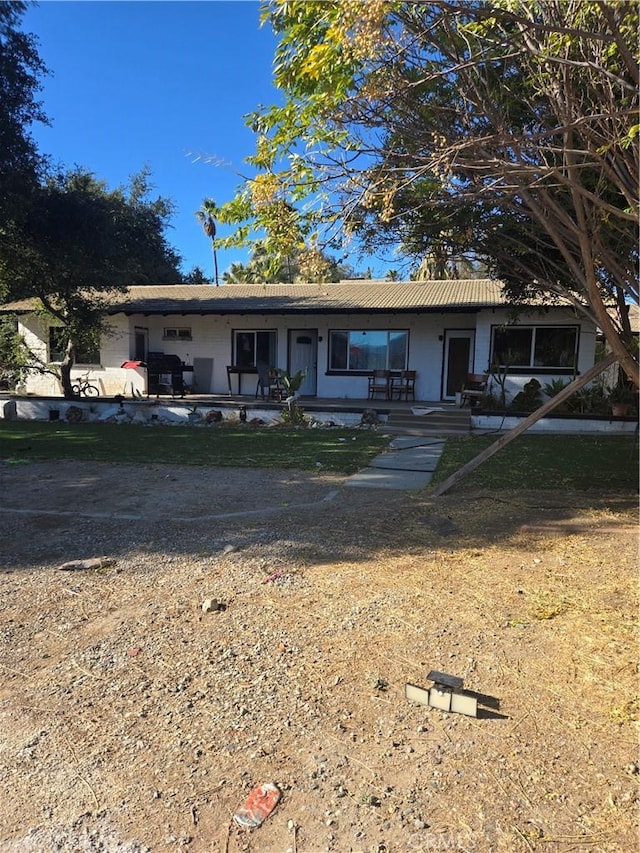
[16,305,598,402]
[477,308,597,404]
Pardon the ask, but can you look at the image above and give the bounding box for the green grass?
[0,421,389,475]
[431,434,639,492]
[1,423,637,491]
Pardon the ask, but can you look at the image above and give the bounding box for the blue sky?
[22,1,291,280]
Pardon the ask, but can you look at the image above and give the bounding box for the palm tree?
[196,198,219,285]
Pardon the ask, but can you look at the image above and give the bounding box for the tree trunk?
[60,338,76,399]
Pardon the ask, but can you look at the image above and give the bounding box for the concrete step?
[385,406,470,436]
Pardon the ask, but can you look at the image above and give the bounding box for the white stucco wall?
[15,305,598,402]
[473,308,597,405]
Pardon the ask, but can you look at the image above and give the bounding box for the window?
[329,330,409,372]
[163,327,192,341]
[232,330,277,367]
[491,325,578,372]
[48,328,100,364]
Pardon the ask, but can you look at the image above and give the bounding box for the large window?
[491,325,578,372]
[329,330,408,372]
[233,330,277,367]
[49,328,100,364]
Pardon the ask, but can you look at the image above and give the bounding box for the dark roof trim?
[117,305,486,317]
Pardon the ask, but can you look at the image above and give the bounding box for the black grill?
[146,352,186,397]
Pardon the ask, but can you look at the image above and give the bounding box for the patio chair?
[256,362,271,399]
[368,369,391,400]
[392,369,416,402]
[460,373,488,406]
[256,363,284,401]
[268,369,285,401]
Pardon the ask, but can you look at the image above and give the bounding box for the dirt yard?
[0,460,637,853]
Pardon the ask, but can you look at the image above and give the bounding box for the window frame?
[490,324,580,374]
[231,329,278,368]
[327,329,409,374]
[48,327,100,365]
[163,327,192,341]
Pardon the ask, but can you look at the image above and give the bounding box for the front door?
[288,330,318,396]
[443,331,475,399]
[134,326,148,361]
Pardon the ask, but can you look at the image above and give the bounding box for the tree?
[221,240,365,283]
[0,0,48,226]
[215,0,638,386]
[195,198,220,285]
[1,168,183,398]
[183,265,211,284]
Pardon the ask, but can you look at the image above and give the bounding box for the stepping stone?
[389,437,446,450]
[369,447,443,472]
[345,468,434,490]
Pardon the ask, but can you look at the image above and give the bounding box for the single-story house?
[4,279,598,402]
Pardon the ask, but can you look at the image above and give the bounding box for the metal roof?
[108,279,509,315]
[1,279,572,316]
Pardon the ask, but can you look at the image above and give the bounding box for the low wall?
[471,411,637,435]
[0,397,373,428]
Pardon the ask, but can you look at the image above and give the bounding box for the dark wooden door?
[446,336,471,397]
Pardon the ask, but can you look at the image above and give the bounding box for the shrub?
[509,378,543,412]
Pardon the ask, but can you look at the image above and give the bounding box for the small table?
[226,365,258,395]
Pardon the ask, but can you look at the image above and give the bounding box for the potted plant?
[608,382,636,417]
[277,369,308,425]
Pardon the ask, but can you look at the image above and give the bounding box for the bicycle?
[71,373,100,397]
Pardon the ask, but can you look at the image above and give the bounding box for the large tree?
[1,168,183,397]
[220,239,365,283]
[0,0,47,221]
[216,0,638,386]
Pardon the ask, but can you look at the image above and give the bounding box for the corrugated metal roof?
[1,279,575,316]
[108,279,508,315]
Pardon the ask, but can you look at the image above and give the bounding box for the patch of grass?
[530,594,569,621]
[432,434,638,492]
[0,421,388,475]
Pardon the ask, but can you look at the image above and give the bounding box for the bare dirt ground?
[0,460,637,853]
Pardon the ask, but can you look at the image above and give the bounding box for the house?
[4,280,598,402]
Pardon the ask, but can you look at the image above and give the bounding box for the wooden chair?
[268,369,285,401]
[392,369,416,401]
[368,369,391,400]
[256,365,284,401]
[460,373,488,406]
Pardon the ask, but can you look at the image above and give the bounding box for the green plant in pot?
[277,369,307,426]
[608,382,636,416]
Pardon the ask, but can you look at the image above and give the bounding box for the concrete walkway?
[345,436,447,490]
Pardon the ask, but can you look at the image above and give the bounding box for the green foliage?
[0,315,29,388]
[183,265,211,284]
[509,378,543,412]
[1,167,183,397]
[566,381,610,415]
[279,401,307,426]
[277,368,308,425]
[542,378,570,399]
[216,0,638,386]
[0,1,48,230]
[277,368,306,396]
[221,240,363,284]
[608,381,637,407]
[541,377,615,415]
[488,359,513,409]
